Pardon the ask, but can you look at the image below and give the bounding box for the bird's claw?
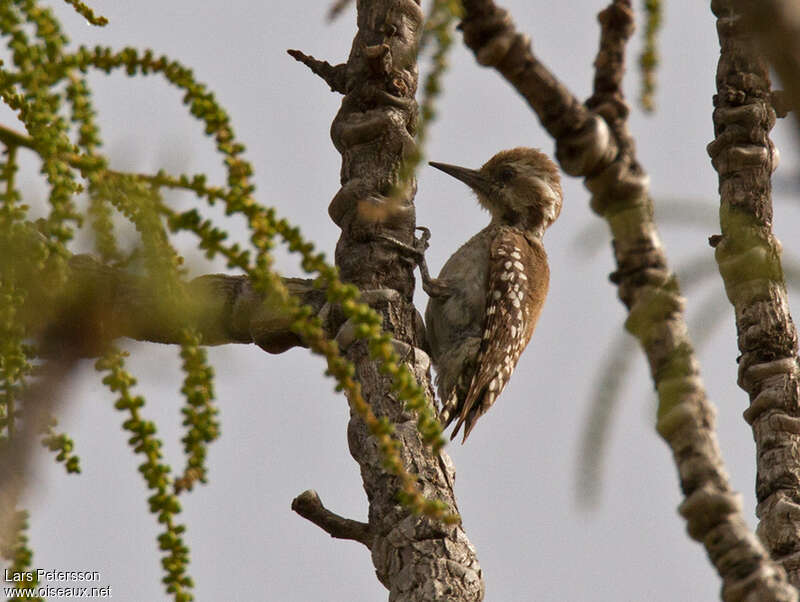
[415,226,431,252]
[422,276,450,298]
[376,227,451,299]
[376,227,432,261]
[377,233,423,262]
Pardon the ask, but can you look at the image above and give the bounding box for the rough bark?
[709,0,800,588]
[294,0,484,599]
[459,0,796,599]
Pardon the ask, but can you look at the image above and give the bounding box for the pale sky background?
[4,1,800,601]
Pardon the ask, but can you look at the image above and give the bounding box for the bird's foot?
[421,275,450,298]
[377,227,451,298]
[376,226,428,260]
[414,226,431,255]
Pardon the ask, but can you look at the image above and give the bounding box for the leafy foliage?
[639,0,662,112]
[1,510,42,602]
[0,1,461,599]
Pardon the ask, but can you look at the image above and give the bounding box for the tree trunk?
[310,0,484,599]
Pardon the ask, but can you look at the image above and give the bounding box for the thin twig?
[287,49,348,94]
[291,490,373,548]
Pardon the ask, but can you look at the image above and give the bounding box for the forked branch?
[459,0,796,599]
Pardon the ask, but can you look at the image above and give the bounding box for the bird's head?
[430,147,562,238]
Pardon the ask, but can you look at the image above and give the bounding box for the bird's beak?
[429,161,493,198]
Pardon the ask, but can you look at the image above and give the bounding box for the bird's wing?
[451,228,549,442]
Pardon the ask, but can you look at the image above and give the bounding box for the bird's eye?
[498,166,515,183]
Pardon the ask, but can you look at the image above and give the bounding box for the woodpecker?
[423,148,562,442]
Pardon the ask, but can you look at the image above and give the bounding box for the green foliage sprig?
[0,145,27,444]
[1,3,205,594]
[0,6,461,602]
[54,39,453,497]
[175,330,218,494]
[0,279,27,442]
[639,0,662,112]
[1,509,43,602]
[91,144,451,517]
[63,0,108,26]
[408,0,461,173]
[40,417,81,474]
[370,0,459,222]
[96,348,193,601]
[3,1,83,249]
[90,170,222,498]
[424,1,459,148]
[159,175,454,519]
[64,68,121,262]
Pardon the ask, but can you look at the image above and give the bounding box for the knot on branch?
[611,261,671,314]
[585,156,649,216]
[328,179,416,245]
[713,102,773,129]
[588,100,629,128]
[554,114,615,177]
[623,282,685,339]
[363,42,392,76]
[743,388,796,428]
[757,493,800,559]
[655,378,710,441]
[739,358,797,400]
[707,102,778,177]
[679,486,742,541]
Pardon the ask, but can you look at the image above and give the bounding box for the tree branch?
[31,252,328,356]
[291,489,373,548]
[459,0,616,176]
[587,0,635,156]
[709,0,800,590]
[287,49,348,94]
[460,1,797,600]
